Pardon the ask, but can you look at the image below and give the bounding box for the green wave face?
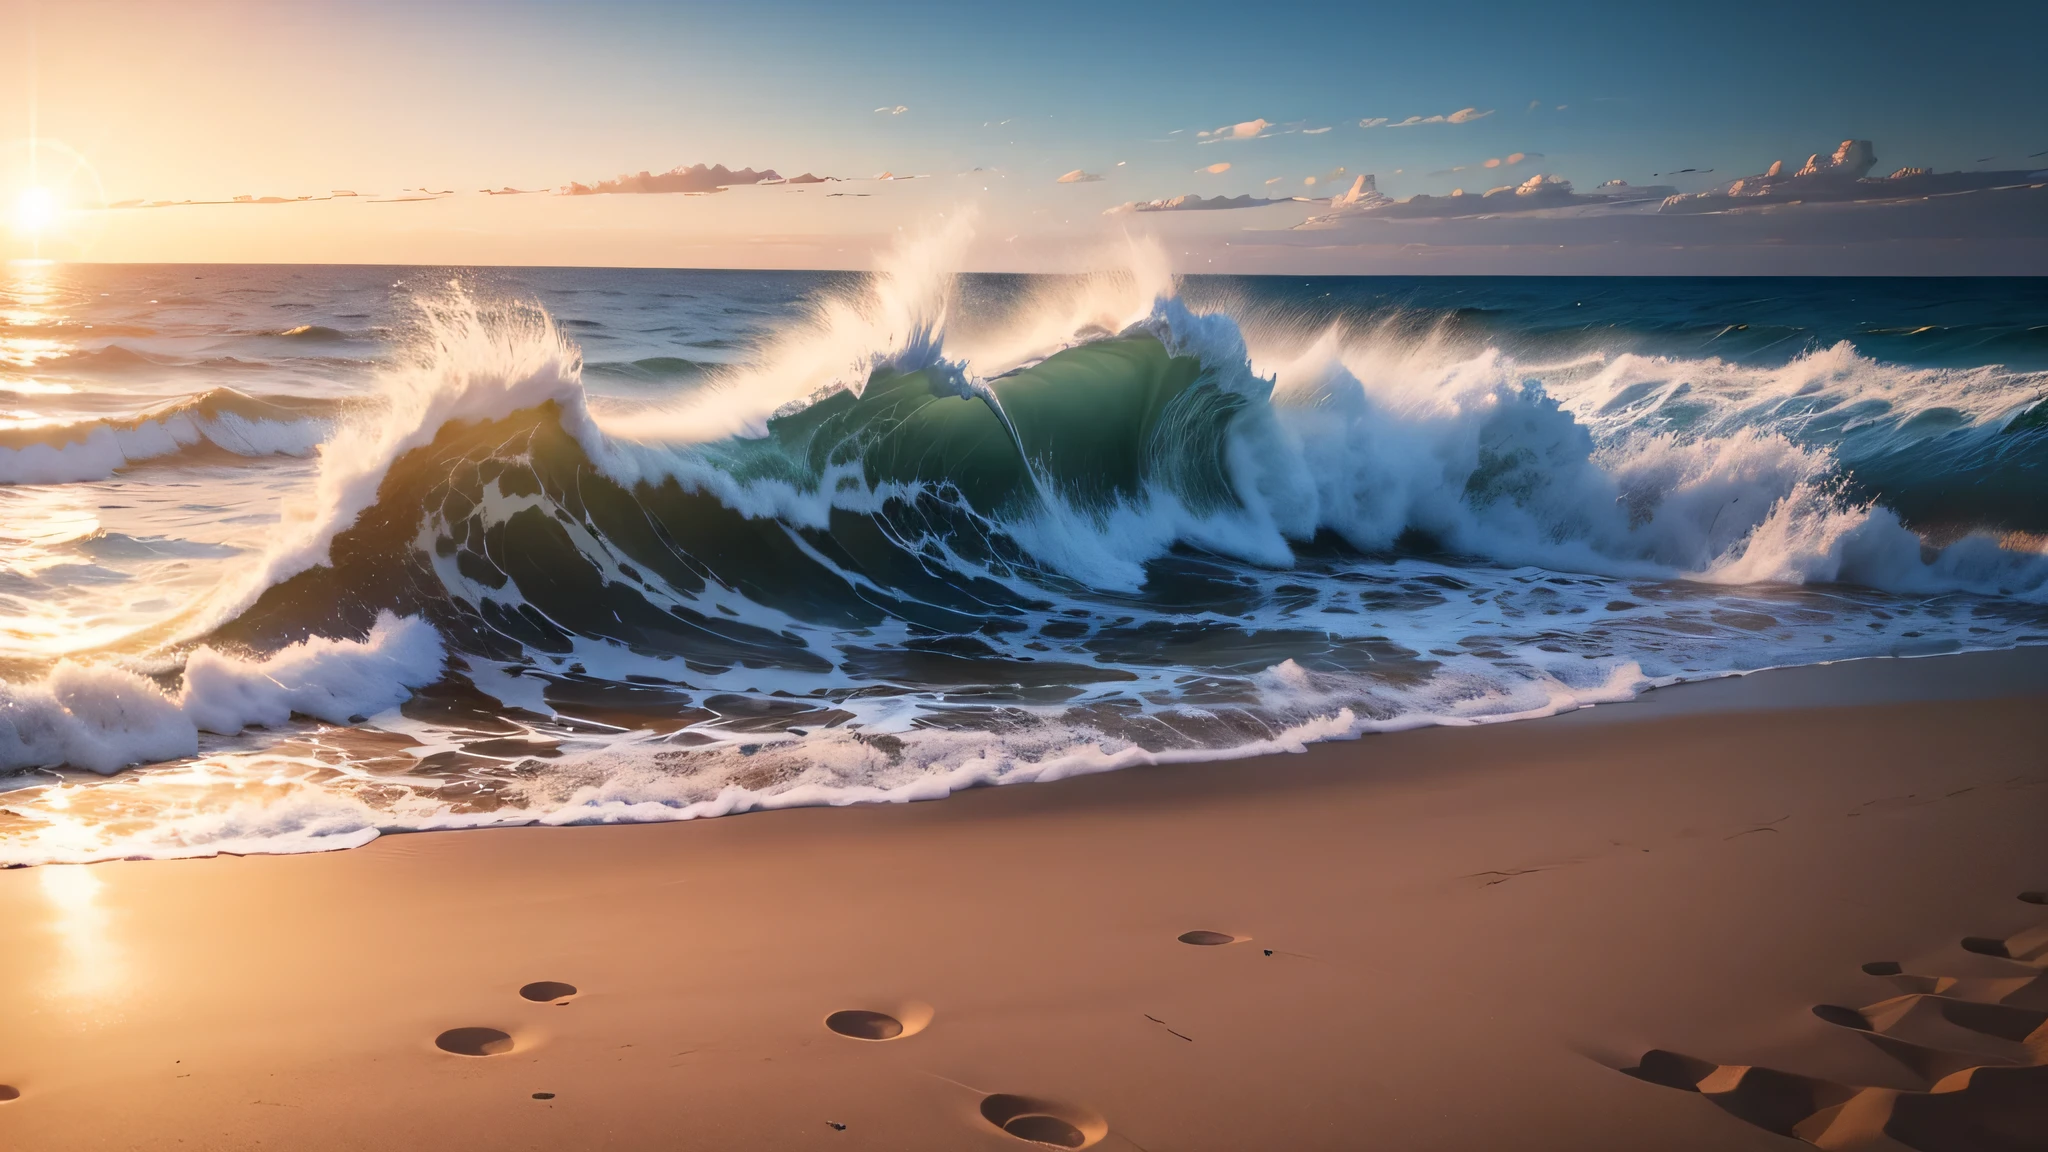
[726,334,1248,522]
[211,335,1261,667]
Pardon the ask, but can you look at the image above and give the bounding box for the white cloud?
[1201,162,1232,174]
[1110,193,1297,214]
[1363,107,1494,128]
[1198,118,1274,142]
[1265,176,1285,185]
[1056,169,1104,183]
[1301,126,1332,135]
[874,105,908,115]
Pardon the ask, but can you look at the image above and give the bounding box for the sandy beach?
[2,650,2044,1151]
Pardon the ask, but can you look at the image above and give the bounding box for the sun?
[12,186,58,236]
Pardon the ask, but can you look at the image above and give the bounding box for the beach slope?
[2,654,2046,1151]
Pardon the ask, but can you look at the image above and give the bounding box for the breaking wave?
[6,235,2048,861]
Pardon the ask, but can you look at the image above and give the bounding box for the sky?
[3,0,2046,272]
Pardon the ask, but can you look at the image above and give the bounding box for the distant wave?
[584,355,716,383]
[276,324,351,342]
[39,344,168,372]
[0,388,338,484]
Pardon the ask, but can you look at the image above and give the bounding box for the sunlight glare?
[40,863,125,1003]
[12,186,58,236]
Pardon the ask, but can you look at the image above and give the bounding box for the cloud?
[1303,167,1350,187]
[1198,118,1274,142]
[1515,172,1572,195]
[1201,162,1232,174]
[874,105,908,115]
[1311,170,1654,220]
[1663,138,2048,213]
[562,164,783,196]
[1265,176,1285,185]
[1365,107,1495,128]
[1265,169,2048,275]
[1301,126,1332,135]
[1056,169,1104,183]
[1436,152,1541,177]
[1109,193,1299,214]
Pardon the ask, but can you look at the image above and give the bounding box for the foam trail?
[0,612,444,774]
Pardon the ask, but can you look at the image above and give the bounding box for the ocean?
[3,251,2046,865]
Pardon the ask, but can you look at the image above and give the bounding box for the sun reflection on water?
[1,260,71,369]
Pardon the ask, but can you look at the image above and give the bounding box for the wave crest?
[0,388,335,484]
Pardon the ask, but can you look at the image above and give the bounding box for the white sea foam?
[0,612,444,774]
[0,648,1670,864]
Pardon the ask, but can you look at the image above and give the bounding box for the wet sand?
[2,651,2046,1150]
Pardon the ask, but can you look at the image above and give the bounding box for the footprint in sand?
[1177,930,1238,946]
[979,1093,1108,1149]
[0,1085,18,1102]
[435,1027,515,1056]
[1810,996,2046,1081]
[1625,900,2048,1148]
[519,981,578,1004]
[1960,920,2048,965]
[823,1000,932,1041]
[826,1010,903,1040]
[1859,961,2048,1009]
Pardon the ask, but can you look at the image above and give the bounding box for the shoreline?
[2,648,2045,1149]
[12,644,2048,869]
